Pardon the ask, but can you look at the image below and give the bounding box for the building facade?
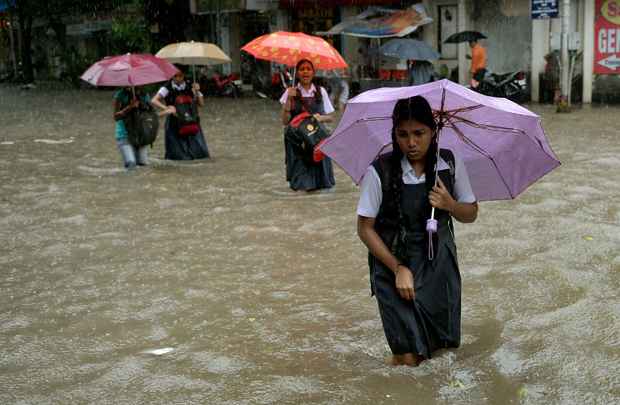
[190,0,619,103]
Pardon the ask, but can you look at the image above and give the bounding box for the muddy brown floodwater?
[0,84,619,404]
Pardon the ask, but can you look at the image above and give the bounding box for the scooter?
[201,72,242,98]
[253,67,291,99]
[473,69,527,103]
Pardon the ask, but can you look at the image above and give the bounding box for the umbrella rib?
[449,115,528,136]
[446,119,515,199]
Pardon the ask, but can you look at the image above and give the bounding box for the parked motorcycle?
[200,72,242,98]
[473,69,527,103]
[253,66,291,99]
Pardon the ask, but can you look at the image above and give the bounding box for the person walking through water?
[356,96,478,366]
[112,87,152,169]
[469,39,487,88]
[280,59,335,191]
[151,67,210,160]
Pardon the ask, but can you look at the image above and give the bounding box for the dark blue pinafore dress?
[163,81,210,161]
[371,169,461,359]
[284,94,335,191]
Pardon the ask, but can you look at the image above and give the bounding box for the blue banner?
[532,0,559,19]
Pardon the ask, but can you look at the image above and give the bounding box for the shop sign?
[594,0,620,74]
[531,0,558,19]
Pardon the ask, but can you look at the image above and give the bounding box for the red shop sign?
[594,0,620,74]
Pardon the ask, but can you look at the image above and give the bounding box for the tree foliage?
[110,1,153,54]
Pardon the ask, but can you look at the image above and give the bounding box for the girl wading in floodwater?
[356,96,478,366]
[280,59,335,191]
[151,67,210,161]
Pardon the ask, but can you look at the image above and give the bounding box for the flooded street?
[1,85,618,404]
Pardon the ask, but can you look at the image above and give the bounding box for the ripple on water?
[143,374,217,394]
[53,214,87,226]
[591,156,620,167]
[77,165,125,176]
[192,352,252,375]
[491,344,526,376]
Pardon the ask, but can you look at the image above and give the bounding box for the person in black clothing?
[356,96,478,366]
[280,59,335,191]
[151,67,210,160]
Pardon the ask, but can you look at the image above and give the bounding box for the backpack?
[126,104,159,147]
[285,112,330,165]
[174,94,200,136]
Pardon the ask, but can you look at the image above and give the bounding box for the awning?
[315,4,432,38]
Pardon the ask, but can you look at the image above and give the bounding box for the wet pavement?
[0,84,619,404]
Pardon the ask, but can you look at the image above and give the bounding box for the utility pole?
[7,14,18,76]
[557,0,571,112]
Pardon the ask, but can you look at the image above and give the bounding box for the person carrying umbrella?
[151,66,210,160]
[80,53,180,168]
[280,59,336,191]
[113,86,153,169]
[356,96,478,366]
[469,39,487,88]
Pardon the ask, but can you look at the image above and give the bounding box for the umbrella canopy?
[318,79,560,201]
[380,38,440,61]
[80,53,179,87]
[241,31,348,70]
[155,41,232,66]
[444,30,487,44]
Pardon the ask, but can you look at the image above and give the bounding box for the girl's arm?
[151,94,175,115]
[357,216,415,301]
[314,86,334,123]
[281,87,296,125]
[192,83,204,107]
[313,113,333,123]
[112,98,138,121]
[150,93,168,111]
[281,104,292,125]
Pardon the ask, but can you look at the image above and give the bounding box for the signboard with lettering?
[594,0,620,74]
[531,0,558,19]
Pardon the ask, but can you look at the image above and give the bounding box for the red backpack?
[174,95,200,136]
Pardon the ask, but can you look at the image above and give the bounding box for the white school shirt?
[356,155,476,218]
[279,83,335,114]
[157,81,187,99]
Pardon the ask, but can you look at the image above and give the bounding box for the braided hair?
[390,96,438,256]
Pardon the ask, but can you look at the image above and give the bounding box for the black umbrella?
[380,39,440,61]
[444,31,486,44]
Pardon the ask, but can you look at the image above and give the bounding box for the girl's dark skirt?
[284,137,335,191]
[164,117,210,160]
[370,238,462,359]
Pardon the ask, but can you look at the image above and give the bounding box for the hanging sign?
[594,0,620,74]
[531,0,559,19]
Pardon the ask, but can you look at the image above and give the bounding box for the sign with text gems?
[595,0,620,74]
[531,0,559,19]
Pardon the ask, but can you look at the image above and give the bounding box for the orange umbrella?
[241,31,348,70]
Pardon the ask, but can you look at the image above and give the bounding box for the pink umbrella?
[319,79,561,202]
[80,53,179,87]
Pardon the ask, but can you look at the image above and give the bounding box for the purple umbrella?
[319,79,560,201]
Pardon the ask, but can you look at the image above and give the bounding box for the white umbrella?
[156,41,232,82]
